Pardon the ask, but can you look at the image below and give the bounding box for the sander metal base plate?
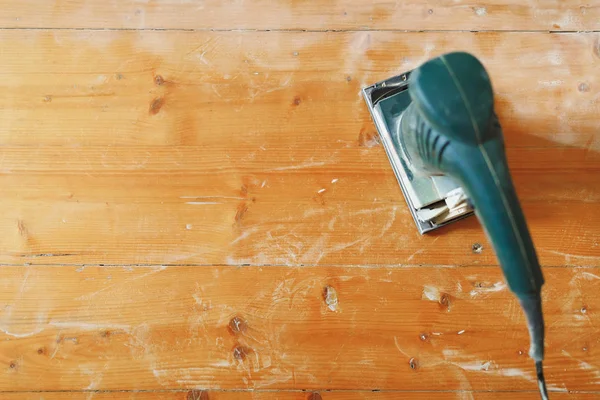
[362,71,475,234]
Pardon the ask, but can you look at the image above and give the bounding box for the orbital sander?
[362,52,548,399]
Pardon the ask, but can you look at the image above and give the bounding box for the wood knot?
[581,305,588,314]
[428,9,433,14]
[101,330,111,338]
[578,82,590,92]
[233,345,250,361]
[439,293,450,311]
[358,126,380,147]
[149,97,165,115]
[229,316,247,334]
[154,75,165,86]
[37,347,46,355]
[409,357,419,370]
[292,96,301,106]
[323,285,339,312]
[307,393,322,400]
[9,361,16,369]
[471,243,483,254]
[187,390,208,400]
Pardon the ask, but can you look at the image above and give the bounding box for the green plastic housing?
[401,52,544,296]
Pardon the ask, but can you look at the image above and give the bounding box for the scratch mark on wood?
[543,249,600,264]
[581,272,600,281]
[235,203,249,224]
[85,373,103,390]
[231,227,260,245]
[0,325,44,338]
[422,285,440,301]
[269,161,327,171]
[77,266,166,300]
[469,281,506,297]
[17,220,28,237]
[407,248,424,262]
[187,389,208,400]
[50,333,63,360]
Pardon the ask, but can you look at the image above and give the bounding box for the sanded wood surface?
[1,0,599,398]
[1,392,598,400]
[1,145,598,267]
[0,30,598,267]
[1,266,599,393]
[0,1,598,31]
[0,31,598,148]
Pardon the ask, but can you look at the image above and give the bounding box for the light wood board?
[1,392,598,400]
[0,1,597,31]
[0,1,599,398]
[0,30,598,267]
[1,266,599,392]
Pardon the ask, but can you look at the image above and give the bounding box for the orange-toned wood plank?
[0,1,597,31]
[0,30,598,267]
[1,265,599,391]
[0,31,597,149]
[1,145,598,266]
[0,391,598,400]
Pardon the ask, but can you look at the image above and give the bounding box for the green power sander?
[363,52,548,399]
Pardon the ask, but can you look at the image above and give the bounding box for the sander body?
[362,52,549,399]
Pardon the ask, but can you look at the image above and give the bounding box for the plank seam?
[0,27,598,33]
[0,263,599,269]
[0,389,596,394]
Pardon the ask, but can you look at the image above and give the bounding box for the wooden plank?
[1,265,599,392]
[0,145,599,267]
[0,1,597,31]
[0,31,598,149]
[0,391,598,400]
[0,29,598,266]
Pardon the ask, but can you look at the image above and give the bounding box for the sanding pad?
[362,71,475,234]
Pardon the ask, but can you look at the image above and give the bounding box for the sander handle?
[404,52,546,362]
[406,51,545,297]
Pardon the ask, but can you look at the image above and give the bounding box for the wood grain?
[1,265,599,392]
[0,1,597,31]
[0,30,598,266]
[1,392,598,400]
[1,145,598,267]
[0,1,599,397]
[0,31,598,149]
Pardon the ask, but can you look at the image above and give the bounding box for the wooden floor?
[1,1,599,399]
